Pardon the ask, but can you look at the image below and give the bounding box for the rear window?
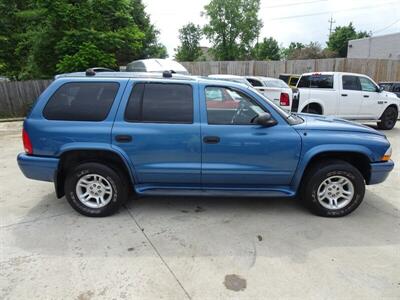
[289,77,299,86]
[247,78,263,87]
[264,80,289,88]
[43,82,119,121]
[125,83,193,123]
[279,75,290,83]
[297,75,310,88]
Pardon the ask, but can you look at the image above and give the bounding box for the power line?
[372,18,400,34]
[263,0,328,9]
[270,1,397,21]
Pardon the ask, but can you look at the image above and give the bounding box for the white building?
[347,32,400,59]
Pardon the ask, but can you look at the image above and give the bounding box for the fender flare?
[291,144,374,191]
[57,142,138,185]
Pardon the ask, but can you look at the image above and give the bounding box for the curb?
[0,117,25,123]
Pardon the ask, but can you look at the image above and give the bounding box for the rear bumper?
[17,153,59,182]
[368,160,394,185]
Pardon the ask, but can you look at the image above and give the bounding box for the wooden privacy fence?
[181,58,400,82]
[0,58,399,118]
[0,80,52,118]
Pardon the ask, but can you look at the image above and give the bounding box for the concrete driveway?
[1,121,399,299]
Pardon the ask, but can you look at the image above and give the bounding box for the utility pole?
[328,16,336,37]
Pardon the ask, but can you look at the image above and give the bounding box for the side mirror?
[378,86,384,93]
[254,112,278,127]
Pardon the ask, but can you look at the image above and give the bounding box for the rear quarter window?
[43,82,119,121]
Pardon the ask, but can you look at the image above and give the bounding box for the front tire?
[377,106,398,130]
[302,160,365,217]
[65,162,128,217]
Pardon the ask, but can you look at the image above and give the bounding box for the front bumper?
[368,160,394,185]
[17,153,59,182]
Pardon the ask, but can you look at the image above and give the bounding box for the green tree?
[252,37,280,60]
[175,23,203,61]
[287,42,327,60]
[0,0,45,78]
[281,42,305,60]
[327,22,370,57]
[202,0,262,60]
[0,0,167,79]
[56,42,116,73]
[287,42,338,60]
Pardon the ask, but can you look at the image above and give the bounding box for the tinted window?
[126,61,146,72]
[125,83,193,123]
[297,75,310,88]
[247,78,263,87]
[289,77,299,86]
[43,82,119,121]
[342,75,361,91]
[393,84,400,93]
[379,83,392,91]
[359,77,377,92]
[279,75,290,83]
[205,87,265,125]
[310,75,333,88]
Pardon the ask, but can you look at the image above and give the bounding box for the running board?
[135,186,296,197]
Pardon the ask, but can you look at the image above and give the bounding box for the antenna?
[328,16,336,37]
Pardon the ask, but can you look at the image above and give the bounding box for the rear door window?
[43,82,119,121]
[125,83,193,123]
[342,75,361,91]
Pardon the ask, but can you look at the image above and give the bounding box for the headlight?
[381,146,392,161]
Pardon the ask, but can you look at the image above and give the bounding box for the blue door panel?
[198,83,302,187]
[112,80,202,185]
[201,124,301,185]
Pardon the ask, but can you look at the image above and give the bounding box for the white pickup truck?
[292,72,399,130]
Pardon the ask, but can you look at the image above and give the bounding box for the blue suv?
[17,71,394,217]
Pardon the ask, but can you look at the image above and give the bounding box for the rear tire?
[301,160,365,217]
[377,106,397,130]
[65,162,128,217]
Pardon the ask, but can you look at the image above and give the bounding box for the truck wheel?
[302,160,365,217]
[377,106,398,130]
[65,162,128,217]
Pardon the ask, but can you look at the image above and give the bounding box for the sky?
[142,0,400,58]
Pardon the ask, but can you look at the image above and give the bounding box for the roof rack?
[55,70,196,81]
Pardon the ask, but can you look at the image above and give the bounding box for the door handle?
[203,136,220,144]
[115,135,132,143]
[341,94,348,97]
[363,95,369,98]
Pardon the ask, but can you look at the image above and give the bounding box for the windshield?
[264,79,289,88]
[249,87,303,125]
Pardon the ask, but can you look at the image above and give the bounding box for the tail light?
[22,129,33,155]
[280,93,290,106]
